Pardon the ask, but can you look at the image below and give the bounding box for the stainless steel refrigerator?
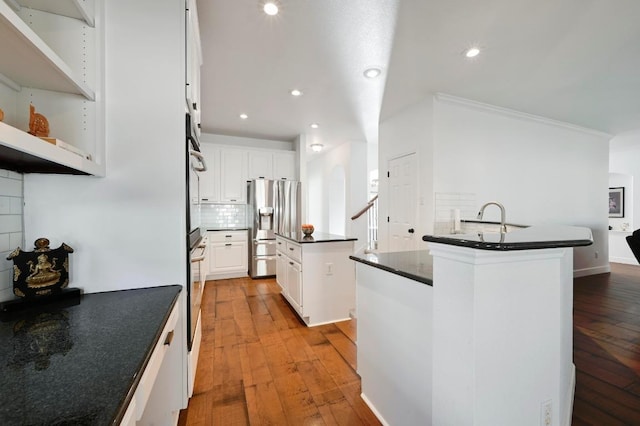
[248,179,301,278]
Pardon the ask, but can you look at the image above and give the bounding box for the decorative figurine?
[7,238,74,299]
[28,104,50,137]
[0,107,4,122]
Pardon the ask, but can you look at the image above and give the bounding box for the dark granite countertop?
[350,250,433,285]
[277,232,357,244]
[0,285,181,426]
[423,225,593,251]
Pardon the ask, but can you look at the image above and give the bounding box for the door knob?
[408,228,415,233]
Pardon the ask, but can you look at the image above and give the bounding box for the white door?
[388,153,418,251]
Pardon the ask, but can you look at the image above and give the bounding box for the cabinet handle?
[202,198,209,201]
[230,199,237,202]
[225,243,232,246]
[289,247,294,251]
[277,253,281,257]
[277,241,282,245]
[259,176,265,178]
[225,235,232,238]
[164,330,175,346]
[289,261,294,265]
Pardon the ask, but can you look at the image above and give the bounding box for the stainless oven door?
[189,240,206,346]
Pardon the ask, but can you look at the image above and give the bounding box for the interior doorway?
[388,153,417,251]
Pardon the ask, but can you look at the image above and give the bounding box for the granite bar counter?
[422,224,593,251]
[349,250,433,285]
[0,285,182,426]
[276,231,357,244]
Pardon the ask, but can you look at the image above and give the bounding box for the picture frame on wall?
[609,187,625,218]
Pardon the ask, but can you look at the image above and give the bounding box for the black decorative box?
[6,238,74,299]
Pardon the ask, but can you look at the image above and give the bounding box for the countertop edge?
[276,233,357,244]
[349,255,433,286]
[422,235,593,251]
[113,285,182,425]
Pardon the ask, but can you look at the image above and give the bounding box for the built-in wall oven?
[186,112,206,350]
[186,111,206,397]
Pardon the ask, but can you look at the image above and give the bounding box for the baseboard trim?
[609,256,639,265]
[574,265,610,278]
[360,393,390,426]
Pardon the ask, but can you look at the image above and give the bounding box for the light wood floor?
[179,263,640,425]
[177,276,380,425]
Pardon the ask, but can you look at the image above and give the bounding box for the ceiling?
[197,0,640,150]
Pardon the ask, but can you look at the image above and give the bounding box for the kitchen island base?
[276,233,356,326]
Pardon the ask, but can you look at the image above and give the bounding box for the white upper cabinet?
[199,143,219,203]
[185,0,202,136]
[273,151,296,180]
[247,150,273,180]
[220,148,246,203]
[0,0,104,176]
[247,149,296,181]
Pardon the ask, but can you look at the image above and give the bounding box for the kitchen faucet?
[477,201,507,233]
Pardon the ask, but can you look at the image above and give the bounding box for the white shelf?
[13,0,94,27]
[0,121,103,175]
[0,0,95,99]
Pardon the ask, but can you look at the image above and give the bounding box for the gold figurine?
[28,104,50,137]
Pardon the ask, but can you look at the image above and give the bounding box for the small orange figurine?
[28,104,49,137]
[0,108,4,122]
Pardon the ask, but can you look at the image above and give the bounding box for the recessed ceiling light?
[239,113,248,120]
[464,47,480,58]
[363,68,381,79]
[310,123,319,129]
[290,89,303,96]
[263,2,278,15]
[310,143,324,152]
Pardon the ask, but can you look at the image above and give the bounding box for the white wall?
[433,95,610,276]
[200,132,294,151]
[378,94,610,275]
[378,97,434,252]
[609,130,640,264]
[306,141,368,251]
[23,0,186,294]
[0,170,23,302]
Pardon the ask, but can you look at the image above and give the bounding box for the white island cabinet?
[352,225,593,426]
[276,232,356,326]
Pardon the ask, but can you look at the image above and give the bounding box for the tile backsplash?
[0,169,23,302]
[433,192,477,235]
[201,203,247,229]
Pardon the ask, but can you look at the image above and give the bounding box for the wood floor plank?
[244,381,288,426]
[183,264,640,425]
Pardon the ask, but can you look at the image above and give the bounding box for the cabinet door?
[199,144,219,202]
[287,260,303,313]
[220,148,247,203]
[247,151,273,180]
[273,152,296,180]
[275,251,286,292]
[211,242,245,271]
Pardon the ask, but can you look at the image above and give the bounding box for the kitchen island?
[350,225,592,426]
[0,285,185,426]
[276,232,356,326]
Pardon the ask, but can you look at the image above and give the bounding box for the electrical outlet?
[541,400,552,426]
[326,263,333,275]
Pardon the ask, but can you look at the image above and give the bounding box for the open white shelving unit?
[0,0,104,176]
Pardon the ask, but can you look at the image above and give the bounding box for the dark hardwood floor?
[178,263,640,425]
[572,262,640,425]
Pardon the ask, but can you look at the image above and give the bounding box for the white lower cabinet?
[275,236,355,326]
[207,230,248,280]
[120,292,185,426]
[286,259,303,313]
